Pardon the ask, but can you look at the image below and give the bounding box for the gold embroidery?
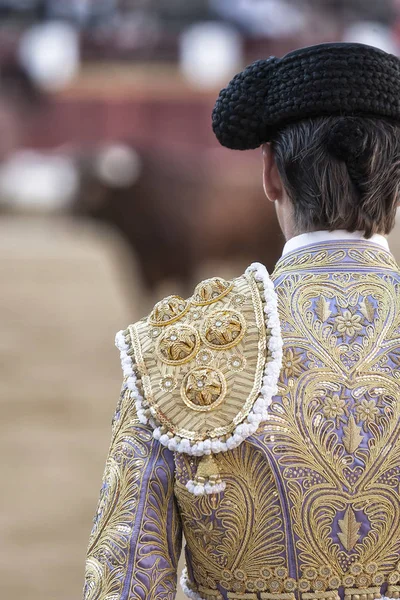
[264,245,400,586]
[338,507,361,551]
[228,594,258,600]
[273,243,398,275]
[97,244,400,600]
[322,393,346,420]
[84,382,181,600]
[355,399,379,424]
[175,441,286,594]
[182,367,227,411]
[199,586,224,600]
[343,587,381,600]
[282,348,304,378]
[315,296,332,322]
[172,246,400,600]
[128,271,267,441]
[260,595,295,600]
[342,415,363,454]
[148,294,189,326]
[196,349,214,366]
[201,310,246,350]
[227,594,257,600]
[360,297,375,322]
[156,324,200,365]
[302,593,340,600]
[388,585,400,598]
[160,375,178,392]
[227,354,247,372]
[194,454,223,487]
[192,277,234,305]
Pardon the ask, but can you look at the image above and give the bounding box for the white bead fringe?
[186,479,226,496]
[115,330,147,425]
[180,567,206,600]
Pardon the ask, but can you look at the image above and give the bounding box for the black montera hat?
[212,42,400,150]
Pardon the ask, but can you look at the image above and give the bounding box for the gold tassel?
[188,454,226,496]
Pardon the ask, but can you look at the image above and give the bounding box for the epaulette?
[115,263,282,495]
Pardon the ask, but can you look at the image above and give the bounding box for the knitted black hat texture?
[212,42,400,150]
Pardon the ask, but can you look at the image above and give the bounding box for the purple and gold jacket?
[84,240,400,600]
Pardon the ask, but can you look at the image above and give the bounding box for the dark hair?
[271,116,400,238]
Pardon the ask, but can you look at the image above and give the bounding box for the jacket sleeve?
[83,378,183,600]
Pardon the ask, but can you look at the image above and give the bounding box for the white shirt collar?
[282,230,390,257]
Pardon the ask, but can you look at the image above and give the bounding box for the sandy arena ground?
[0,215,184,600]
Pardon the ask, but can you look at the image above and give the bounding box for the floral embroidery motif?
[322,394,346,419]
[281,348,303,379]
[160,375,178,392]
[149,294,188,326]
[157,324,200,365]
[182,368,226,410]
[196,349,214,366]
[355,399,380,424]
[227,354,246,372]
[202,310,246,350]
[335,309,363,337]
[192,277,234,305]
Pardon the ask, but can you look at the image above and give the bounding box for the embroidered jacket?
[84,240,400,600]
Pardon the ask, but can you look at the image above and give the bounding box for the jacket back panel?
[175,243,400,600]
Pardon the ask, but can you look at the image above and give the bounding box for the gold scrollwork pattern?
[84,381,182,600]
[174,243,400,600]
[174,440,287,595]
[91,242,400,600]
[261,243,400,589]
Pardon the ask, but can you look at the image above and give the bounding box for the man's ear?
[262,143,284,203]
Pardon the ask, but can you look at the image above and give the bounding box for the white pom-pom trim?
[115,330,148,425]
[116,262,283,456]
[180,568,205,600]
[186,479,226,496]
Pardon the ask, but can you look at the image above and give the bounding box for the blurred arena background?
[1,1,400,598]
